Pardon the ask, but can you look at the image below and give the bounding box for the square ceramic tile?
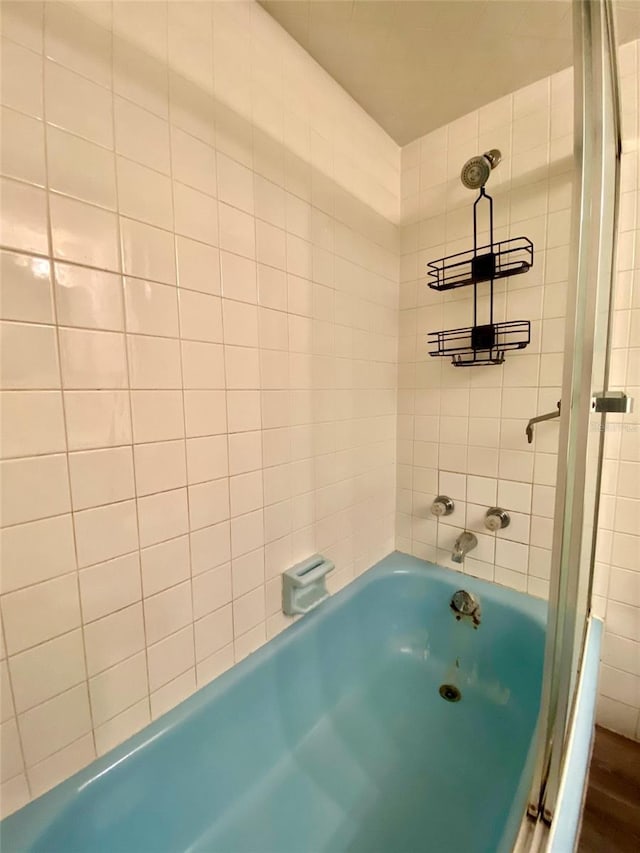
[186,435,228,485]
[230,509,264,559]
[113,0,167,62]
[113,31,168,119]
[234,623,266,662]
[176,237,221,295]
[173,182,218,246]
[50,194,119,271]
[196,643,234,687]
[0,514,76,594]
[73,499,138,568]
[47,125,116,210]
[45,60,113,147]
[0,391,65,459]
[0,107,46,186]
[231,548,264,598]
[224,345,260,389]
[69,447,135,511]
[222,300,258,347]
[146,626,194,692]
[229,470,263,517]
[0,178,48,255]
[219,251,257,303]
[64,391,132,451]
[130,391,184,443]
[116,157,173,231]
[0,3,43,53]
[59,328,127,390]
[178,290,223,342]
[171,127,216,197]
[0,250,53,324]
[497,480,532,514]
[0,454,70,527]
[9,630,86,713]
[192,563,232,620]
[18,684,91,767]
[181,341,225,390]
[1,38,43,118]
[259,308,288,350]
[226,391,262,433]
[194,605,232,662]
[124,279,178,338]
[217,153,253,214]
[232,587,265,637]
[88,652,148,728]
[1,321,59,390]
[228,431,262,476]
[83,603,145,676]
[257,264,287,311]
[183,390,227,438]
[114,97,170,175]
[169,72,214,146]
[1,574,80,655]
[141,535,190,598]
[190,521,231,575]
[188,478,230,531]
[137,488,189,548]
[127,335,181,389]
[120,218,176,286]
[218,202,255,258]
[54,264,123,331]
[94,699,149,758]
[134,440,187,497]
[150,667,196,718]
[79,552,141,624]
[44,2,111,87]
[144,581,193,645]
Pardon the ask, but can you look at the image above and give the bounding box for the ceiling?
[260,0,640,146]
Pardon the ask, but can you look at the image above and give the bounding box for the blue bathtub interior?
[1,552,547,853]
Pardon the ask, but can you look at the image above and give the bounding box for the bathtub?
[2,552,547,852]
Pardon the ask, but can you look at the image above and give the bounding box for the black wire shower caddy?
[427,187,533,366]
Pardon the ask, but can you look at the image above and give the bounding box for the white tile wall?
[396,67,573,602]
[590,39,640,743]
[0,0,398,815]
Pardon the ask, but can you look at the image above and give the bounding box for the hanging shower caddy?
[427,186,534,366]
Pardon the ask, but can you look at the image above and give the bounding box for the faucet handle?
[485,507,510,531]
[431,495,454,517]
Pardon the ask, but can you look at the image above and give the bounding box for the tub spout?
[452,531,477,563]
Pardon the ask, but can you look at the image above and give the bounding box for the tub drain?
[439,684,461,702]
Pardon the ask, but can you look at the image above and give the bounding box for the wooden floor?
[578,726,640,852]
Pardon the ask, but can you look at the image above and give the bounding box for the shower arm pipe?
[525,401,561,444]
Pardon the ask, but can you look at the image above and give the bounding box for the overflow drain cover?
[439,684,462,703]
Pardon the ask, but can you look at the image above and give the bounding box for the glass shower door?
[525,0,623,828]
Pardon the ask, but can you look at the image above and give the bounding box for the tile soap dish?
[282,554,335,616]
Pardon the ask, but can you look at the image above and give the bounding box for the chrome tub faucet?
[452,531,478,563]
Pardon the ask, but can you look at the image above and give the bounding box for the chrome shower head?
[460,149,502,189]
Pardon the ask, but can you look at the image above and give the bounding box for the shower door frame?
[521,0,622,837]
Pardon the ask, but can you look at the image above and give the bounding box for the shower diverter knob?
[485,507,510,531]
[431,496,454,517]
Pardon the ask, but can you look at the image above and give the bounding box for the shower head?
[460,149,502,190]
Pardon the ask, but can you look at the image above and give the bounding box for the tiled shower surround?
[396,42,640,743]
[0,0,637,818]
